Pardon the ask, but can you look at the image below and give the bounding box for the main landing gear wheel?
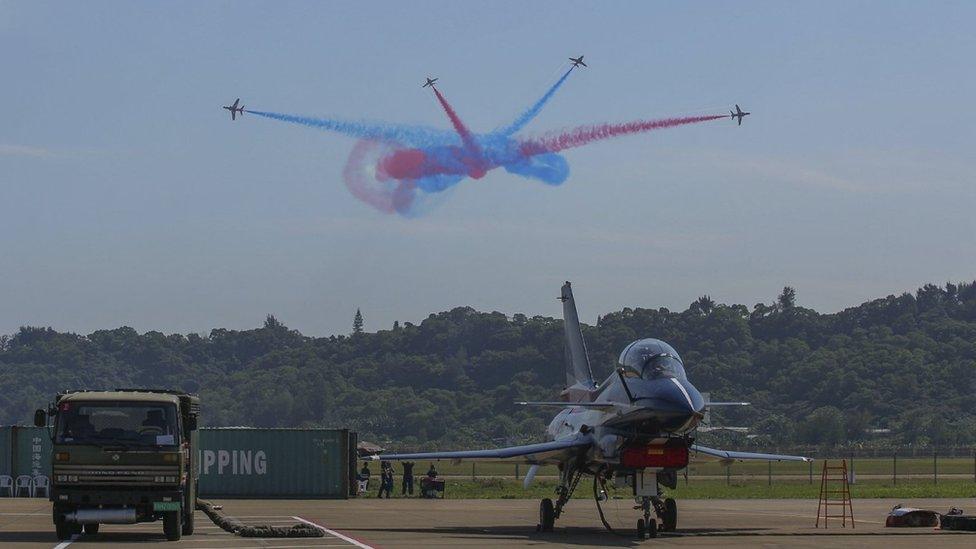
[662,498,677,531]
[538,498,555,532]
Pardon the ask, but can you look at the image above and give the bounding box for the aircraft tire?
[663,498,677,531]
[539,498,555,532]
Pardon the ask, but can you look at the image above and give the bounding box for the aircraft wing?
[691,444,812,463]
[368,435,593,465]
[516,401,614,408]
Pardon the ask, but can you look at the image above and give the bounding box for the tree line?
[1,281,975,450]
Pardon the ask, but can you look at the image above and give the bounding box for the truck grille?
[54,464,179,486]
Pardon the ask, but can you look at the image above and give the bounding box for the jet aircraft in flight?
[422,77,438,88]
[222,98,244,121]
[731,104,750,125]
[569,55,587,68]
[370,282,810,539]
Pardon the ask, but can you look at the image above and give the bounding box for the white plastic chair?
[14,475,32,497]
[32,475,50,498]
[0,475,12,497]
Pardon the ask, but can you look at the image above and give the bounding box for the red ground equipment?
[620,439,689,469]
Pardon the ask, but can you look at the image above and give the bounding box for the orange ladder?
[816,459,854,528]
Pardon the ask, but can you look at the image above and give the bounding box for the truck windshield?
[56,401,180,447]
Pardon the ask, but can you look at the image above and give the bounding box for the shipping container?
[198,428,350,498]
[0,426,350,498]
[0,426,53,478]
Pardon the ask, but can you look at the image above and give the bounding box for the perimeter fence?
[428,447,976,487]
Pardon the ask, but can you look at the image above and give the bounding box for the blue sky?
[2,1,974,336]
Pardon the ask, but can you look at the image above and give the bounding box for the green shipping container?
[198,428,349,498]
[0,426,53,477]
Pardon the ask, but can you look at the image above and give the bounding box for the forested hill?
[2,281,975,450]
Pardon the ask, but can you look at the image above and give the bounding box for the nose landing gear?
[594,469,678,540]
[636,497,657,539]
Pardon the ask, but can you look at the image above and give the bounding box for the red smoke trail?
[431,87,487,178]
[519,114,727,155]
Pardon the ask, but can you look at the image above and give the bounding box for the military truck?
[34,389,200,541]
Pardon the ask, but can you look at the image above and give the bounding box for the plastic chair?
[0,475,12,497]
[14,475,32,497]
[32,475,50,498]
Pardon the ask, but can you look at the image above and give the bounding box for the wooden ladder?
[816,459,854,528]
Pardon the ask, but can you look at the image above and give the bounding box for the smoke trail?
[246,110,455,148]
[429,87,489,178]
[519,114,727,155]
[497,68,574,136]
[429,88,479,154]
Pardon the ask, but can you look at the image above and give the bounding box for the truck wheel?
[163,511,182,541]
[83,523,100,535]
[55,521,73,541]
[181,508,194,535]
[53,506,80,541]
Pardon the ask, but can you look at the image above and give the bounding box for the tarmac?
[1,497,974,548]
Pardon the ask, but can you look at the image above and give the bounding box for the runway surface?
[1,497,973,548]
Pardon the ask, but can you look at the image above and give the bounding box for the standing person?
[401,461,415,496]
[423,463,440,498]
[357,462,371,496]
[377,462,394,499]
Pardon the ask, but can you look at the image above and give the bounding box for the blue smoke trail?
[246,110,458,148]
[496,68,574,136]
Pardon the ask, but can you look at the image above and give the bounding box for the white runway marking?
[52,533,79,549]
[187,544,350,549]
[293,516,375,549]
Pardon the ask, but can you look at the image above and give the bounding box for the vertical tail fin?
[560,281,596,394]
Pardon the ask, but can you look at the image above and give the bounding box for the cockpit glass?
[641,354,686,380]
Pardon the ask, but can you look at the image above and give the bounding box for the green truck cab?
[34,389,200,541]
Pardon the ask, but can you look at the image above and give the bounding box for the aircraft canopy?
[618,338,687,380]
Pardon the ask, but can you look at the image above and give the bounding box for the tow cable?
[593,471,638,537]
[197,499,324,538]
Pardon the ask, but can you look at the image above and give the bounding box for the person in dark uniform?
[377,462,394,498]
[422,463,440,498]
[401,461,415,495]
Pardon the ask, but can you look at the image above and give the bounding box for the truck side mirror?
[34,409,47,428]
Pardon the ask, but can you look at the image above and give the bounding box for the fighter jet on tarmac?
[731,104,750,125]
[569,55,587,68]
[370,282,810,539]
[422,77,438,88]
[222,98,244,121]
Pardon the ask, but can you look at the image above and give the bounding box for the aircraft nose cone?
[635,378,703,415]
[664,378,704,415]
